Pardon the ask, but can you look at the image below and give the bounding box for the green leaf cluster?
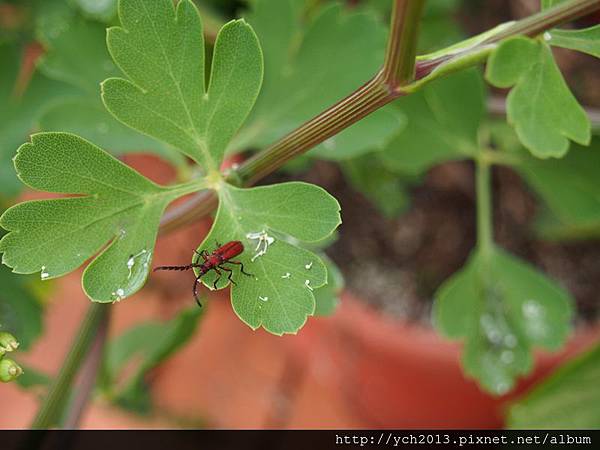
[0,0,342,335]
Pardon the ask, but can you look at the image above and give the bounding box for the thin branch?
[382,0,426,87]
[62,310,110,429]
[30,303,109,429]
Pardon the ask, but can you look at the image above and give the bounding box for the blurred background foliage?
[1,0,599,427]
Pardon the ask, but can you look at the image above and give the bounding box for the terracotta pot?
[287,293,600,428]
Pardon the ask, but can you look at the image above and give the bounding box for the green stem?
[382,0,426,87]
[30,303,109,429]
[476,155,494,257]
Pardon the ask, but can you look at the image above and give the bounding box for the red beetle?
[153,240,253,306]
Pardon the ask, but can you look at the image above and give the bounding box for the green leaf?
[0,264,43,351]
[485,36,590,158]
[547,26,600,59]
[434,247,573,394]
[197,182,341,335]
[37,11,114,95]
[235,0,400,157]
[508,342,600,428]
[0,43,77,196]
[381,69,484,175]
[341,155,412,218]
[541,0,563,8]
[14,363,51,390]
[513,138,600,239]
[37,12,180,164]
[0,133,203,302]
[102,0,263,171]
[104,307,202,413]
[313,254,343,317]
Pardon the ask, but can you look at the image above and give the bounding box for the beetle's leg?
[212,268,222,290]
[219,265,236,286]
[193,276,203,307]
[227,260,254,277]
[193,250,201,265]
[193,250,209,265]
[215,240,222,248]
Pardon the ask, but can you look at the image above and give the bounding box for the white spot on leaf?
[246,229,275,262]
[305,280,314,291]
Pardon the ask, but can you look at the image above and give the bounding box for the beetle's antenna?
[153,263,201,272]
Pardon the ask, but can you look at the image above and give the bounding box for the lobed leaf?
[485,37,590,158]
[102,0,263,170]
[434,247,573,394]
[508,342,600,428]
[0,133,203,303]
[197,182,341,335]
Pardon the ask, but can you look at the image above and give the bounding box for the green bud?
[0,332,19,352]
[0,358,23,382]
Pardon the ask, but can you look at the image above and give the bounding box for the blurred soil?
[297,160,600,326]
